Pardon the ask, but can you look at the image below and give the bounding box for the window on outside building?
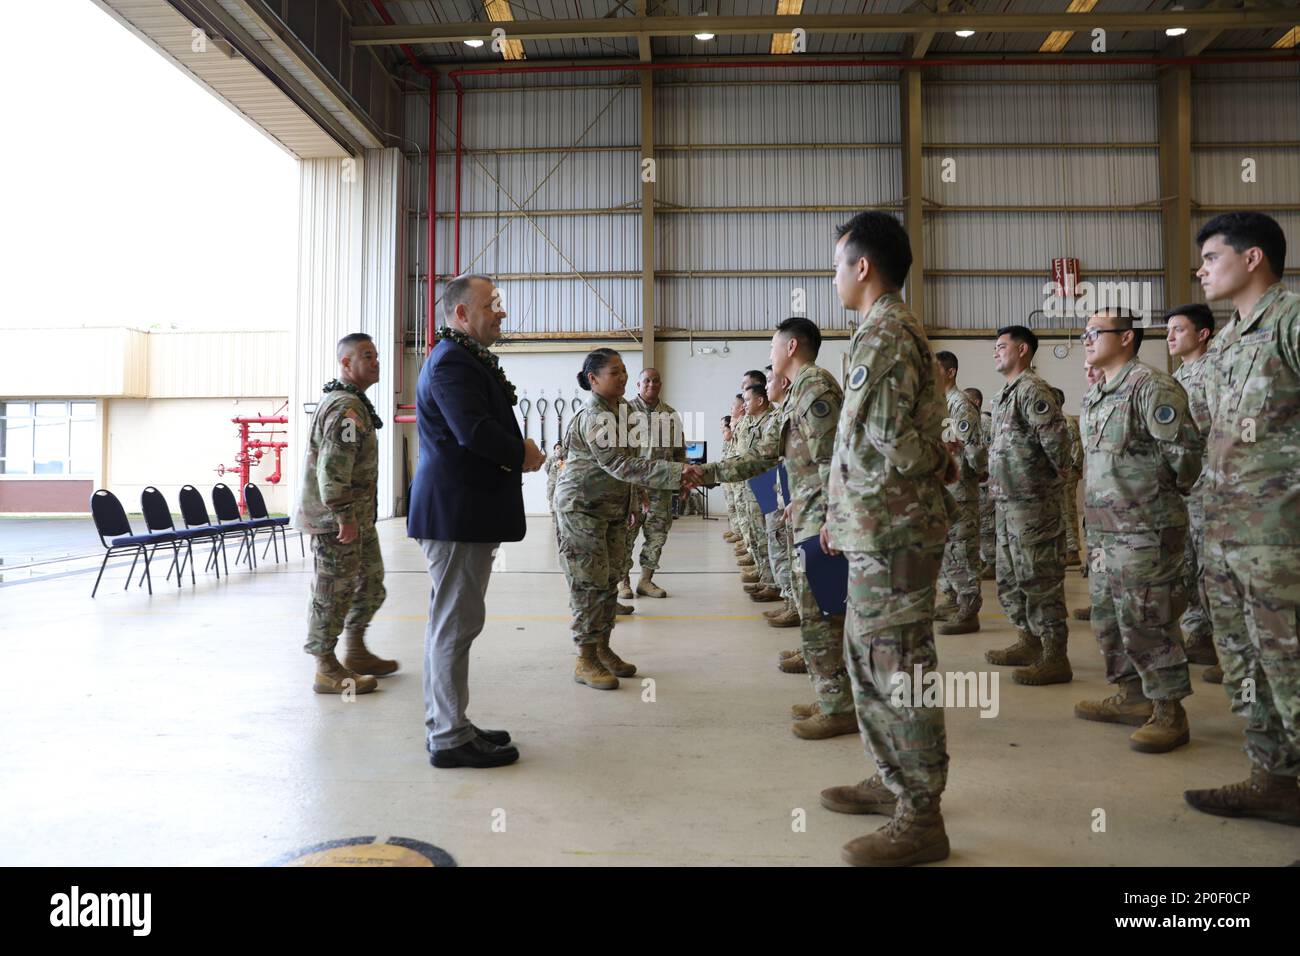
[0,401,97,476]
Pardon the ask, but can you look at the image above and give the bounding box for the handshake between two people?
[681,463,708,494]
[522,438,547,473]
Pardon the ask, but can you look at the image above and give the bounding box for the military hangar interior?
[3,1,1298,873]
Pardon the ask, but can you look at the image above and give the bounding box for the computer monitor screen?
[685,441,706,463]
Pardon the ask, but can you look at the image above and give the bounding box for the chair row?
[89,483,300,598]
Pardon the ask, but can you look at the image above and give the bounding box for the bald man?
[618,368,687,599]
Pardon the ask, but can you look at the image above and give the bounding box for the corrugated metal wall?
[923,72,1163,329]
[398,62,1297,338]
[1190,65,1300,309]
[292,149,403,520]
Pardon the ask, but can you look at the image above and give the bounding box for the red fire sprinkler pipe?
[222,414,289,515]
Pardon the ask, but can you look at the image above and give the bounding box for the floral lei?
[436,325,518,406]
[322,379,383,429]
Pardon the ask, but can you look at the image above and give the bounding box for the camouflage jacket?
[989,368,1071,505]
[1202,283,1300,546]
[1064,415,1084,480]
[945,387,987,503]
[1081,359,1201,534]
[705,365,841,541]
[552,393,684,520]
[627,396,687,464]
[1173,352,1212,501]
[826,293,951,553]
[545,449,566,504]
[293,388,378,534]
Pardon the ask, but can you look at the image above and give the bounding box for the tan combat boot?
[767,604,800,628]
[737,556,756,568]
[733,543,749,556]
[985,630,1041,667]
[763,601,790,619]
[1074,678,1152,726]
[615,603,634,615]
[1129,698,1190,753]
[342,630,399,677]
[791,701,819,720]
[574,643,619,690]
[743,582,765,594]
[821,774,898,816]
[596,635,636,678]
[1012,638,1073,685]
[793,711,857,740]
[750,586,783,603]
[1072,606,1092,621]
[636,569,667,598]
[938,613,980,635]
[723,531,740,543]
[933,598,958,622]
[1185,768,1300,826]
[1203,665,1224,684]
[1183,632,1218,666]
[313,651,378,695]
[778,652,807,674]
[842,800,950,867]
[741,569,760,584]
[617,577,634,600]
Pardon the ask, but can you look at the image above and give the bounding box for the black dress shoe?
[430,735,520,769]
[472,724,511,746]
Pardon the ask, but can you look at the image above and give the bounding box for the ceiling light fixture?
[1166,5,1187,36]
[464,38,485,47]
[955,30,975,38]
[695,10,715,41]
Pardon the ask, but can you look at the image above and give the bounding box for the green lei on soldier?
[321,379,383,429]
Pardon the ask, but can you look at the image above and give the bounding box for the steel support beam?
[900,68,925,323]
[1158,65,1194,319]
[641,71,656,369]
[351,11,1300,46]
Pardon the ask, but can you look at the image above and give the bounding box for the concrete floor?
[1,515,1296,867]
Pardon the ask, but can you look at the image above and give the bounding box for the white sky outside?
[0,0,297,332]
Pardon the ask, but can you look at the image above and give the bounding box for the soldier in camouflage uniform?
[760,374,797,618]
[964,388,996,579]
[707,318,858,739]
[735,379,781,602]
[934,352,987,635]
[1074,311,1202,753]
[293,332,398,696]
[617,369,686,600]
[545,441,566,511]
[1166,304,1220,677]
[984,325,1074,686]
[1185,212,1300,825]
[817,213,954,867]
[721,403,743,544]
[1055,387,1085,568]
[554,349,697,691]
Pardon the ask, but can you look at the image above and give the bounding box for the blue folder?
[746,467,781,515]
[795,535,849,618]
[777,464,790,503]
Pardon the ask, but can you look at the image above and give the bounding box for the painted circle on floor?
[271,837,456,867]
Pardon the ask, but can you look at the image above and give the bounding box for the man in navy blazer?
[409,274,546,769]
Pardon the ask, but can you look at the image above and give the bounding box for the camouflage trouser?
[1089,528,1192,701]
[623,490,674,576]
[843,546,949,809]
[556,509,627,647]
[791,561,852,716]
[978,485,995,569]
[722,481,738,533]
[938,497,982,618]
[995,503,1068,649]
[1062,479,1081,561]
[765,508,793,601]
[305,526,386,656]
[738,485,773,586]
[1180,495,1214,646]
[1202,540,1300,777]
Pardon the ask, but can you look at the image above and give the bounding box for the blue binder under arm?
[795,534,849,618]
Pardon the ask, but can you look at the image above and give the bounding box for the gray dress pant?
[417,539,499,751]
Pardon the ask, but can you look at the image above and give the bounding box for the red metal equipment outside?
[216,402,289,515]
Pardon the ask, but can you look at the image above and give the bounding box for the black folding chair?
[141,486,223,586]
[89,489,176,597]
[244,482,299,563]
[178,485,234,577]
[212,483,260,570]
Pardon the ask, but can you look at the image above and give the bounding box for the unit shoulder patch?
[847,365,868,390]
[1153,404,1177,425]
